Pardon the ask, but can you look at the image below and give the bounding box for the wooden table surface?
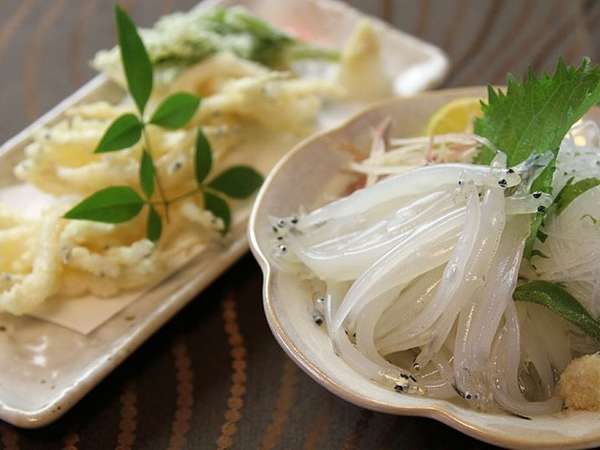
[0,1,598,449]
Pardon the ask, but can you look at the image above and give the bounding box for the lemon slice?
[425,97,482,135]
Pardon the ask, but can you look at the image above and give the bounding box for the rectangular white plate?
[0,0,447,428]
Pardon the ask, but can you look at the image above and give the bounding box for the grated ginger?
[560,353,600,411]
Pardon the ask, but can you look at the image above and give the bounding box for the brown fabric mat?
[0,0,596,448]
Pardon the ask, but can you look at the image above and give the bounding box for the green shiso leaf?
[474,58,600,166]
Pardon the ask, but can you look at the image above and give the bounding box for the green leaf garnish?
[204,191,231,233]
[530,151,558,195]
[149,92,200,129]
[63,7,266,241]
[115,4,153,114]
[524,213,545,260]
[140,149,156,198]
[95,113,143,153]
[514,280,600,341]
[474,59,600,166]
[555,177,600,214]
[523,153,557,259]
[64,186,144,224]
[194,128,212,184]
[147,205,162,242]
[208,166,263,199]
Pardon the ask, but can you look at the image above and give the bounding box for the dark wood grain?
[0,1,595,449]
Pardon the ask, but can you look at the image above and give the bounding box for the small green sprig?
[65,5,263,241]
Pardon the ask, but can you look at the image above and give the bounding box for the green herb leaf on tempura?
[65,4,264,242]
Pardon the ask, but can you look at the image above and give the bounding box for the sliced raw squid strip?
[332,207,467,336]
[453,215,530,404]
[376,267,444,341]
[415,185,506,368]
[297,164,519,230]
[490,303,562,416]
[285,205,462,281]
[384,188,484,347]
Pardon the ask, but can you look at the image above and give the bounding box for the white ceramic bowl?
[248,87,600,450]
